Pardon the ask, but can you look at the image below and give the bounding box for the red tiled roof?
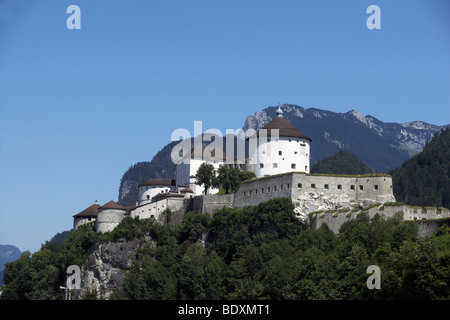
[253,116,312,142]
[73,202,100,218]
[99,200,125,210]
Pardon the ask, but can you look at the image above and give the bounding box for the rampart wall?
[309,203,450,236]
[233,172,395,209]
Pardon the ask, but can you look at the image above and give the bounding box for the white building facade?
[138,179,177,205]
[174,146,225,195]
[251,106,312,178]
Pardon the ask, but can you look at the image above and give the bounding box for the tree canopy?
[390,128,450,208]
[3,198,449,300]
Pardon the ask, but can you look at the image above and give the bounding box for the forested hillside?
[311,150,377,174]
[2,198,449,300]
[390,128,450,208]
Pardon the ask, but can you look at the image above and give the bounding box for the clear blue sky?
[0,0,449,252]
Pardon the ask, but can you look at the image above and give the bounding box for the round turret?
[251,105,311,177]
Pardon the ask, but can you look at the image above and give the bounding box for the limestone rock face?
[79,237,154,299]
[293,191,396,222]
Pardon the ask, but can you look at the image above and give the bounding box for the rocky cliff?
[79,237,155,299]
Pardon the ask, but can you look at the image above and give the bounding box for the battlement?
[233,172,395,209]
[309,203,450,235]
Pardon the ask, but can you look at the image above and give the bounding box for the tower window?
[279,151,282,155]
[146,195,150,199]
[359,185,364,191]
[351,185,355,190]
[324,184,329,190]
[337,184,342,190]
[273,162,278,168]
[259,163,264,169]
[298,183,302,189]
[374,185,379,191]
[291,163,296,169]
[311,184,316,189]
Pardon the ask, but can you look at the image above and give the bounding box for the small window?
[279,151,282,155]
[294,151,298,154]
[244,191,246,197]
[273,162,278,168]
[359,185,364,191]
[374,185,379,191]
[260,163,264,169]
[337,184,342,190]
[305,166,308,171]
[287,183,290,189]
[281,185,284,190]
[324,184,329,190]
[298,183,302,189]
[311,184,316,189]
[151,215,154,219]
[255,189,258,195]
[267,187,270,193]
[289,139,292,142]
[274,185,277,191]
[249,190,252,196]
[291,163,296,169]
[351,185,355,190]
[146,195,150,199]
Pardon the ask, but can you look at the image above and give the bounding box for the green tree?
[216,165,241,194]
[195,163,218,195]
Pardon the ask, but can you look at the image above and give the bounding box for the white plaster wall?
[176,158,223,195]
[253,137,310,177]
[73,217,95,230]
[138,186,174,205]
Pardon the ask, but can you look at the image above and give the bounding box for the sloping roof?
[73,202,100,218]
[138,179,176,188]
[99,200,125,210]
[253,116,312,142]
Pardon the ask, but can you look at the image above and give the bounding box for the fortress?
[72,106,449,235]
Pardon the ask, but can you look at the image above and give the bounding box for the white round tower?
[251,105,311,178]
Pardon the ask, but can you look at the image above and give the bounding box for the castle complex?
[73,106,449,235]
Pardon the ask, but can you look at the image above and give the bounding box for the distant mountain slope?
[243,104,448,173]
[389,128,450,208]
[118,141,178,206]
[311,150,376,175]
[0,245,22,286]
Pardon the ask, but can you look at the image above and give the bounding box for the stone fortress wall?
[93,171,449,237]
[309,203,450,235]
[233,172,395,209]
